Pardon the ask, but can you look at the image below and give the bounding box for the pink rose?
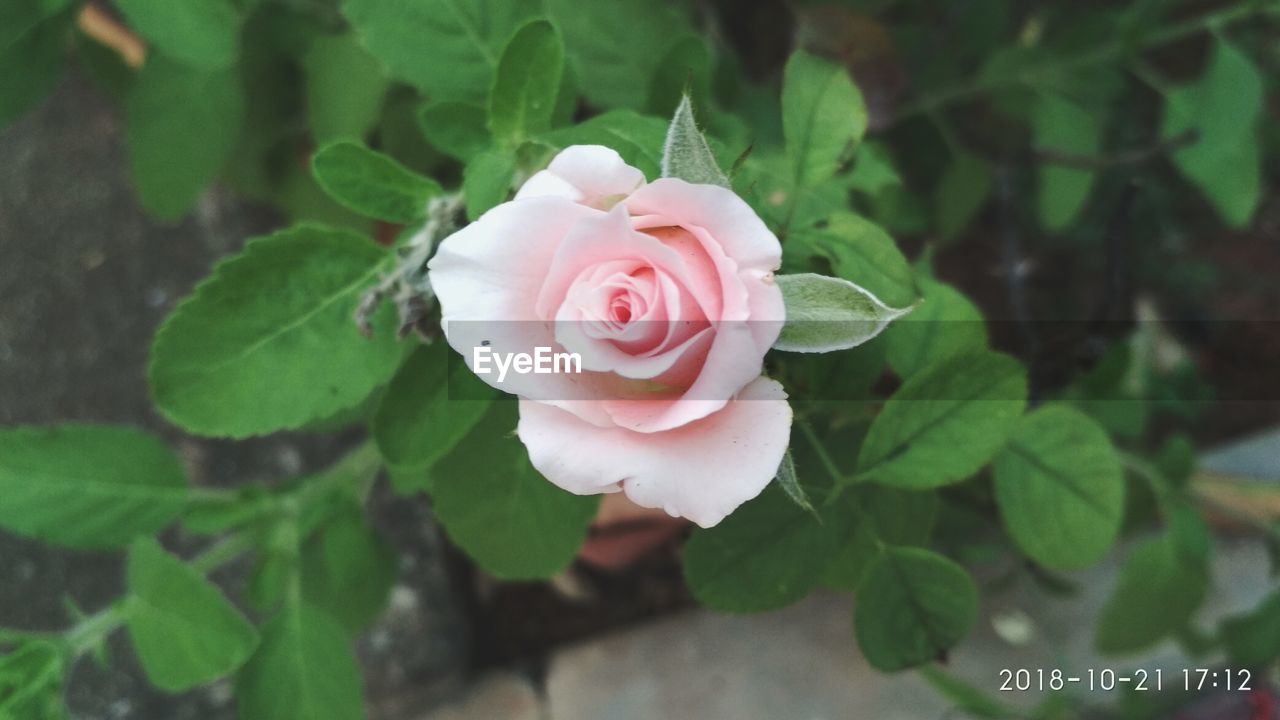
[427,145,791,527]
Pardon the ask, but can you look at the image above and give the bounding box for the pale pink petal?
[537,209,769,433]
[633,220,725,320]
[429,196,595,317]
[637,217,783,400]
[535,206,701,319]
[556,303,714,381]
[745,267,786,354]
[515,171,580,202]
[598,316,762,433]
[625,178,783,272]
[427,196,618,422]
[599,260,764,432]
[535,206,717,383]
[517,377,792,528]
[515,145,645,209]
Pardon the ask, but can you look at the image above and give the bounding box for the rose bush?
[428,145,792,527]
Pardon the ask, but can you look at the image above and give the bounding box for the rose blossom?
[427,145,791,527]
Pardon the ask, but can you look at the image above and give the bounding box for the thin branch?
[889,3,1267,125]
[1034,130,1198,170]
[1128,58,1175,96]
[1089,181,1139,333]
[798,418,846,488]
[996,163,1038,399]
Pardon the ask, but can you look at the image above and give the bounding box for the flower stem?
[798,418,846,488]
[189,530,258,574]
[0,627,57,644]
[63,604,127,658]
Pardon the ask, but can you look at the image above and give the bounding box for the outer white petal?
[515,171,581,203]
[517,377,792,528]
[625,177,783,273]
[515,145,646,209]
[427,195,616,423]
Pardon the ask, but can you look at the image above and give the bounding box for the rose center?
[589,267,653,335]
[609,295,633,325]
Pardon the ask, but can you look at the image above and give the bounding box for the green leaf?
[935,152,993,240]
[489,20,563,146]
[75,25,135,100]
[774,273,913,353]
[1161,37,1264,227]
[798,331,887,404]
[1070,338,1155,440]
[550,61,579,128]
[858,351,1027,489]
[0,0,72,50]
[1154,434,1195,489]
[1033,93,1101,231]
[0,640,66,720]
[546,0,689,110]
[772,449,814,515]
[646,35,711,117]
[792,212,916,309]
[236,604,364,720]
[541,110,667,179]
[341,0,540,103]
[126,55,245,220]
[846,142,902,198]
[822,486,938,591]
[1094,533,1209,655]
[661,94,730,187]
[1167,500,1213,564]
[432,402,598,579]
[884,276,988,380]
[1220,591,1280,669]
[993,404,1125,570]
[246,546,291,613]
[919,666,1021,720]
[854,546,978,671]
[0,425,188,548]
[221,26,312,204]
[683,486,835,613]
[300,503,396,633]
[385,465,430,496]
[376,88,438,178]
[149,225,403,437]
[312,141,441,223]
[0,6,70,127]
[747,152,848,234]
[274,166,374,235]
[183,489,273,535]
[303,33,390,144]
[372,343,496,487]
[782,50,867,188]
[417,101,491,163]
[114,0,240,71]
[463,148,517,220]
[125,538,259,691]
